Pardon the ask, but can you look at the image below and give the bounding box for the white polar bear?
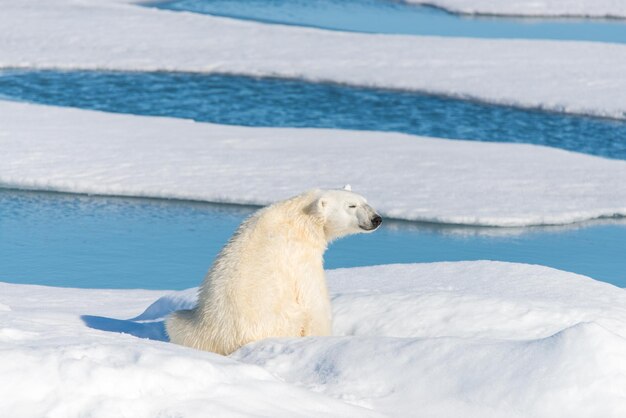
[166,187,382,355]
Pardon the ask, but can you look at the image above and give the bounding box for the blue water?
[2,70,625,159]
[152,0,626,44]
[1,189,625,289]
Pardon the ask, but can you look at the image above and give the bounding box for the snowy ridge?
[235,324,626,418]
[3,101,626,227]
[2,0,626,119]
[407,0,626,18]
[2,261,626,416]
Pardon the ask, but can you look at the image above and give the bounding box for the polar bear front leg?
[293,284,330,336]
[294,276,332,336]
[306,299,332,336]
[298,312,329,337]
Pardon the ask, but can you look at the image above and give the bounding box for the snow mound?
[0,285,376,417]
[2,0,626,118]
[234,323,626,418]
[1,341,376,418]
[407,0,626,18]
[329,262,626,340]
[131,287,197,321]
[2,261,626,416]
[3,101,626,227]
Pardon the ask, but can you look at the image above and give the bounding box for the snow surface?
[2,261,626,417]
[2,100,626,227]
[2,0,626,118]
[407,0,626,18]
[0,285,376,418]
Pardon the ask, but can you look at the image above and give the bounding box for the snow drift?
[1,261,626,417]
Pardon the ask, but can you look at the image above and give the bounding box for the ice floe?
[406,0,626,18]
[2,261,625,417]
[1,0,626,118]
[2,101,626,227]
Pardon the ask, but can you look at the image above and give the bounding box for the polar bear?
[165,187,381,355]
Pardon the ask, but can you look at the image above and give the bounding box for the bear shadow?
[81,315,169,342]
[81,289,197,343]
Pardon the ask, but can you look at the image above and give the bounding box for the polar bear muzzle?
[358,204,382,231]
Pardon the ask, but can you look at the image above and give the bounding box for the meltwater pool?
[1,189,625,289]
[152,0,626,44]
[2,70,625,159]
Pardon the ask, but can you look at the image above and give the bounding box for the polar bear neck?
[261,191,328,250]
[196,191,328,313]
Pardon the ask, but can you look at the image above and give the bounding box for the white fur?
[166,188,380,355]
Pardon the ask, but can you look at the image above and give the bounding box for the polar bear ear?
[343,184,352,192]
[316,197,329,213]
[305,196,328,219]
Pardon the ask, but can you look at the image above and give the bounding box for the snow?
[0,283,376,418]
[235,324,626,418]
[3,100,626,227]
[406,0,626,18]
[2,261,626,417]
[2,0,626,119]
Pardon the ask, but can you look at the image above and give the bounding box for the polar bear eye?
[348,204,357,209]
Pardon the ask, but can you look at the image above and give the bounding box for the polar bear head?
[308,188,382,241]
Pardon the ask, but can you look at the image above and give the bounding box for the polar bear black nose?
[372,215,382,228]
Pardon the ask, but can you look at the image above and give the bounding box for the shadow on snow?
[81,289,197,342]
[81,315,169,342]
